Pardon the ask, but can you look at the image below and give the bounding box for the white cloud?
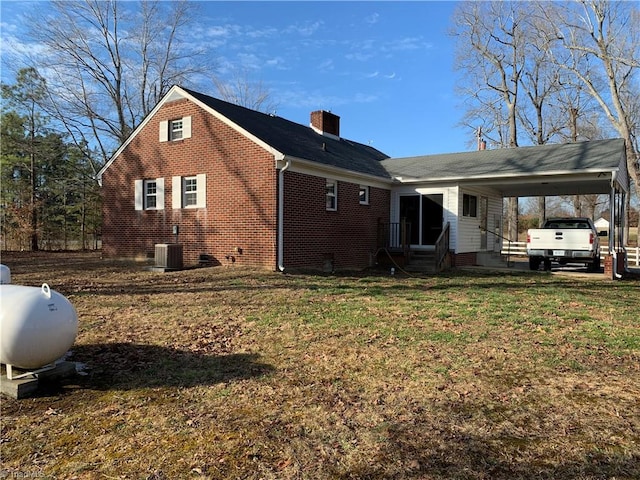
[345,51,375,62]
[383,37,433,52]
[265,56,288,70]
[317,59,334,72]
[364,13,380,25]
[285,20,323,37]
[246,26,279,39]
[277,87,378,111]
[206,25,239,37]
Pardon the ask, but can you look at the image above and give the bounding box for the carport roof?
[381,138,629,196]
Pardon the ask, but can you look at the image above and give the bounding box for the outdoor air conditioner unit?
[155,243,183,270]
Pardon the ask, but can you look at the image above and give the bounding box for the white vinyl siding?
[457,187,502,253]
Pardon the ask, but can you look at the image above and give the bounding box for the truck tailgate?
[528,229,594,250]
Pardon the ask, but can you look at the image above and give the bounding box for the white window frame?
[359,185,370,205]
[135,178,164,211]
[170,119,183,141]
[326,179,337,211]
[172,174,206,209]
[183,176,198,207]
[159,116,192,142]
[463,193,478,218]
[144,179,158,209]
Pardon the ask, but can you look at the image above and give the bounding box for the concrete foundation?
[0,361,77,399]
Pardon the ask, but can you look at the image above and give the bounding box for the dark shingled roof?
[380,138,626,180]
[183,88,391,178]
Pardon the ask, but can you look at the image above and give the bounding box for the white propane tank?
[0,264,10,284]
[0,283,78,370]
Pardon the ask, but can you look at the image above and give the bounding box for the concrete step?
[405,251,437,272]
[475,251,508,267]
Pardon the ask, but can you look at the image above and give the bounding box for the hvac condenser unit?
[154,243,183,270]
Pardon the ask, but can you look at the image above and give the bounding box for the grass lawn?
[1,251,639,479]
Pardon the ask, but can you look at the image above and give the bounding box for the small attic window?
[170,119,183,141]
[159,117,191,142]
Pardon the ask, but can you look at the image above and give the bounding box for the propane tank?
[0,283,78,370]
[0,264,10,284]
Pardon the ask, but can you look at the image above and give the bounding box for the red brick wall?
[451,252,477,267]
[282,171,390,270]
[101,98,278,268]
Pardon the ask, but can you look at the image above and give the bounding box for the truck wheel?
[589,256,600,272]
[529,257,541,270]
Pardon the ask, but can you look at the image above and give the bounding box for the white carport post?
[608,175,627,277]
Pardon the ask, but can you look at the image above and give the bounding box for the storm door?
[480,196,489,250]
[399,194,443,246]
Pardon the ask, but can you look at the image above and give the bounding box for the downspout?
[277,157,291,272]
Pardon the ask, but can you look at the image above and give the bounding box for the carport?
[387,139,630,276]
[454,139,629,276]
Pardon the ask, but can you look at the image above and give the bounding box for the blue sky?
[1,1,470,158]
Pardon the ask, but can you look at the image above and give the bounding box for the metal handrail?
[480,226,516,267]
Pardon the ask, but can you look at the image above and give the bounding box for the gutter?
[277,157,291,272]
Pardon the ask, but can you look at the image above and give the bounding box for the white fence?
[501,241,640,267]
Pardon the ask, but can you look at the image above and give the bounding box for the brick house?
[98,86,629,271]
[98,86,392,271]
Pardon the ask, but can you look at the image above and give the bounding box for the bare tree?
[26,0,208,171]
[545,0,640,234]
[516,13,569,226]
[212,67,279,114]
[453,1,530,241]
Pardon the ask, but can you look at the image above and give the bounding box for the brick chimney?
[310,110,340,138]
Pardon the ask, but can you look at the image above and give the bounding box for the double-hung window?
[463,193,478,217]
[326,179,337,211]
[172,174,206,209]
[183,176,198,207]
[144,180,157,209]
[170,119,183,141]
[359,185,370,205]
[159,116,191,142]
[135,178,164,211]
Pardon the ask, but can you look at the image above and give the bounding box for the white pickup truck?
[526,217,605,271]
